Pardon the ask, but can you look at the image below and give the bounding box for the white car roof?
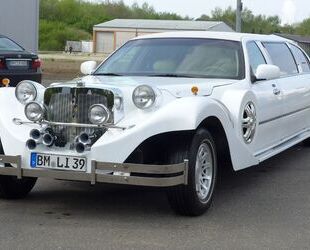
[132,31,291,43]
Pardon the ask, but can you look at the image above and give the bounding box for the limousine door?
[246,41,284,154]
[251,79,284,153]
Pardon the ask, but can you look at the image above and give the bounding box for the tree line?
[39,0,310,51]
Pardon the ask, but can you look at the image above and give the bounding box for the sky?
[117,0,310,25]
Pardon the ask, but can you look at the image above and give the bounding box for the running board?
[254,128,310,162]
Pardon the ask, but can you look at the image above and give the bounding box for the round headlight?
[88,104,110,125]
[15,81,37,105]
[132,85,156,109]
[24,102,45,122]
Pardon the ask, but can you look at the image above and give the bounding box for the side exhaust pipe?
[78,132,95,144]
[26,139,40,150]
[42,133,54,147]
[29,129,42,141]
[75,142,91,154]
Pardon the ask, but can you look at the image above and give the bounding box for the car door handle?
[273,88,281,95]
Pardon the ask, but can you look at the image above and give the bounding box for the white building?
[93,19,234,54]
[0,0,39,53]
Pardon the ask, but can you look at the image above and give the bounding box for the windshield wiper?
[94,72,202,78]
[94,73,124,76]
[146,73,197,78]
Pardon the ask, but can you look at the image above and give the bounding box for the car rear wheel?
[167,128,217,216]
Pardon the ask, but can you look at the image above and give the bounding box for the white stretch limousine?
[0,32,309,216]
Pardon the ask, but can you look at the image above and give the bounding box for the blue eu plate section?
[30,153,37,168]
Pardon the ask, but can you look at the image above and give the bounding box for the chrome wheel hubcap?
[242,102,256,144]
[195,142,214,202]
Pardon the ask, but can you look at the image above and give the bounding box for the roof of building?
[275,33,310,44]
[132,31,291,43]
[94,19,233,31]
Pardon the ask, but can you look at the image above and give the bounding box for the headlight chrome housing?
[114,96,123,111]
[24,102,45,122]
[132,85,156,109]
[15,81,37,105]
[88,104,110,125]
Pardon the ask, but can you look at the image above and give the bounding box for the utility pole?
[236,0,243,32]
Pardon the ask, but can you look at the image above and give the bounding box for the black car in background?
[0,35,41,87]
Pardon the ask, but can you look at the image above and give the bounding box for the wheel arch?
[198,116,234,173]
[125,115,234,174]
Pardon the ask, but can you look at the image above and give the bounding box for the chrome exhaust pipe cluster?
[26,128,55,150]
[75,132,95,153]
[27,129,96,152]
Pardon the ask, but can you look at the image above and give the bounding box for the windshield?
[95,38,245,79]
[0,37,24,51]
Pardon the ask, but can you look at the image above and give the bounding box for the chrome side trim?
[259,105,310,125]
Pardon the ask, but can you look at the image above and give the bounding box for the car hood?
[51,75,238,97]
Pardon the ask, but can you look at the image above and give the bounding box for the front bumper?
[0,155,188,187]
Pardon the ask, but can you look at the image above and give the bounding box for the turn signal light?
[2,78,10,87]
[191,86,199,95]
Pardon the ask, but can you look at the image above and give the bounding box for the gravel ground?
[0,144,310,249]
[40,53,104,82]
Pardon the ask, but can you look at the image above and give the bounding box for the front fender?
[92,96,258,169]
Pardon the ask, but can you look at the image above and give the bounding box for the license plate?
[30,153,86,172]
[8,60,28,67]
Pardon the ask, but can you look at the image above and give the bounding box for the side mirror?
[80,61,97,75]
[255,64,280,81]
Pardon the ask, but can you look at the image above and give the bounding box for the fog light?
[24,102,45,122]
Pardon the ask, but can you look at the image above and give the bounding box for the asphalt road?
[0,144,310,249]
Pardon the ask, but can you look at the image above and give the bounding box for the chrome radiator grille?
[48,93,72,123]
[44,87,114,144]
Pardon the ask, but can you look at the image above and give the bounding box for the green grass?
[39,20,91,51]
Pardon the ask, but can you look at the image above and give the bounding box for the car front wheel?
[0,176,37,199]
[0,141,37,199]
[167,128,217,216]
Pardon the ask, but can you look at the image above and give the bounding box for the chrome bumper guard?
[0,155,188,187]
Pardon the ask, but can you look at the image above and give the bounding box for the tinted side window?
[263,42,298,76]
[290,44,310,73]
[246,41,266,73]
